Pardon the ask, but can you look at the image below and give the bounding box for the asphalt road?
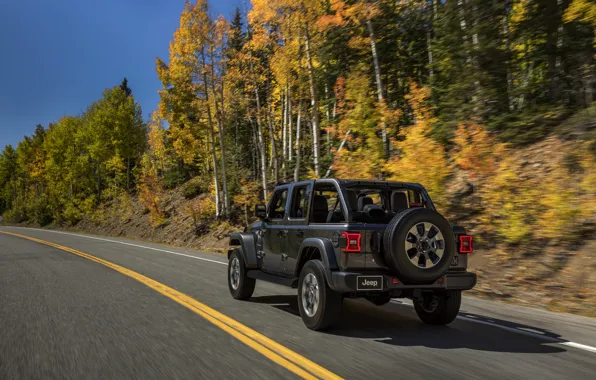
[1,226,595,379]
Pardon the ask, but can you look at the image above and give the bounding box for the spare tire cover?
[382,208,455,284]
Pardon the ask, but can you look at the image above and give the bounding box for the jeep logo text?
[357,276,383,290]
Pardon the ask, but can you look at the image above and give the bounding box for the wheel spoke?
[427,225,438,239]
[406,232,418,244]
[428,250,440,264]
[416,223,425,237]
[418,254,426,267]
[407,248,418,259]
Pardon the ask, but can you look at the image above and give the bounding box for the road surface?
[1,226,595,379]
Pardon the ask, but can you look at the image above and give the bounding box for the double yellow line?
[0,230,342,380]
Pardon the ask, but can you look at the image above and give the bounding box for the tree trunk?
[366,19,389,158]
[256,94,268,200]
[324,130,351,178]
[304,28,321,177]
[201,50,221,218]
[249,49,268,199]
[294,102,302,182]
[126,157,131,192]
[266,75,279,184]
[426,29,434,80]
[282,88,287,170]
[504,0,514,110]
[209,48,230,217]
[287,87,293,161]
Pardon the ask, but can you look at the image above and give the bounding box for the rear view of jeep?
[228,179,476,330]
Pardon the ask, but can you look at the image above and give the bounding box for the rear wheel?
[297,260,342,331]
[383,208,456,284]
[414,291,461,325]
[228,249,255,300]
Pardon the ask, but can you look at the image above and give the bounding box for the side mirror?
[255,204,267,219]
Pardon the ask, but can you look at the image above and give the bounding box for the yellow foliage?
[564,0,596,27]
[385,83,448,207]
[186,195,217,225]
[333,139,381,180]
[233,180,261,209]
[384,123,449,207]
[479,155,541,243]
[579,145,596,222]
[452,123,505,181]
[233,179,262,225]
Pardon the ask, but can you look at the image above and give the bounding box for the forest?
[0,0,595,248]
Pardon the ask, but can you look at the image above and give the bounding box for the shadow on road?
[249,295,566,354]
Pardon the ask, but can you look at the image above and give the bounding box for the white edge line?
[2,226,227,266]
[389,300,596,354]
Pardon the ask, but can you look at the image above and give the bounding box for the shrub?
[3,206,27,224]
[479,155,542,244]
[185,194,216,234]
[31,195,53,226]
[182,179,204,199]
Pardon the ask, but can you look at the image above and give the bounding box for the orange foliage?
[452,123,505,181]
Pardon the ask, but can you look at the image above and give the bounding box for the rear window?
[344,185,426,222]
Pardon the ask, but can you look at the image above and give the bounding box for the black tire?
[414,291,461,325]
[297,260,342,331]
[383,208,455,283]
[228,249,256,300]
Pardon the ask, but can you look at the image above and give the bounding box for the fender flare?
[228,233,259,269]
[293,237,339,278]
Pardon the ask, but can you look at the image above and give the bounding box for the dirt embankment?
[13,136,596,318]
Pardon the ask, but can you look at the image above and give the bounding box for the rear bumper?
[328,270,477,293]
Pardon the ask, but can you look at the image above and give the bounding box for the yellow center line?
[0,230,342,380]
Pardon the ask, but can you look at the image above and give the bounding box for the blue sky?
[0,0,241,151]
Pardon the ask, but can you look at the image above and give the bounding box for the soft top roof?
[333,179,425,190]
[273,179,426,190]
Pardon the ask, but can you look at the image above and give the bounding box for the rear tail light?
[340,232,361,252]
[459,235,473,253]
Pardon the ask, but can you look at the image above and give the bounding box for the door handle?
[296,230,304,238]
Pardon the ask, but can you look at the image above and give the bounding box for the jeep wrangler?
[227,179,476,330]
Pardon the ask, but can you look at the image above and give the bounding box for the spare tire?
[382,208,455,283]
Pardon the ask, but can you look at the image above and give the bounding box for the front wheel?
[414,291,461,325]
[228,249,255,300]
[297,260,342,331]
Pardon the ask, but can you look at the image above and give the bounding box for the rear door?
[261,186,289,274]
[283,182,313,274]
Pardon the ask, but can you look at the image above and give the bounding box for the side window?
[407,190,424,207]
[268,188,288,220]
[310,186,347,223]
[290,184,312,219]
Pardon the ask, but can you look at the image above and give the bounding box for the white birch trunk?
[304,29,320,177]
[294,103,302,182]
[366,19,389,158]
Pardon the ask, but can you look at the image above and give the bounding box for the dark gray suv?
[227,179,476,330]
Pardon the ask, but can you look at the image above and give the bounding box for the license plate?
[451,256,459,267]
[357,276,383,290]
